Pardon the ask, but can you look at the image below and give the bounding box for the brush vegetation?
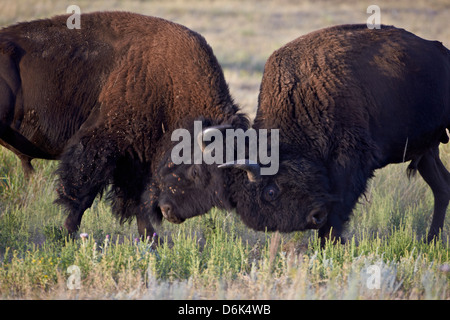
[0,143,448,299]
[0,0,449,300]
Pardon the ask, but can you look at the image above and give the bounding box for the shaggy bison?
[1,12,248,237]
[155,24,450,242]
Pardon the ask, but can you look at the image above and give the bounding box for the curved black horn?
[218,159,261,182]
[197,124,233,152]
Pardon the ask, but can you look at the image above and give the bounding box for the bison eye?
[188,165,199,181]
[262,185,279,202]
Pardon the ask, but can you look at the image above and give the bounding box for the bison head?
[152,123,334,233]
[223,156,333,232]
[154,156,233,224]
[152,122,236,224]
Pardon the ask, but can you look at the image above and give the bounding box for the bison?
[154,24,450,242]
[1,12,248,237]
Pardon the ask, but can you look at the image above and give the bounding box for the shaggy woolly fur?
[1,12,249,237]
[156,24,450,243]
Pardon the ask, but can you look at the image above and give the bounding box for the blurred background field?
[0,0,449,299]
[1,0,449,118]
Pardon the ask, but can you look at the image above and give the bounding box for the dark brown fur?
[250,24,450,241]
[1,12,248,236]
[0,13,116,177]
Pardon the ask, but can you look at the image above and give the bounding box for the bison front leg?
[417,147,450,242]
[318,205,349,245]
[56,131,118,236]
[63,202,92,235]
[320,160,373,244]
[110,159,160,239]
[136,209,155,239]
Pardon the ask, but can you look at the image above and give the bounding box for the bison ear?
[197,124,233,152]
[218,159,261,183]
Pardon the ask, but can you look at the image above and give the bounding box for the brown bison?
[154,24,450,242]
[1,12,248,237]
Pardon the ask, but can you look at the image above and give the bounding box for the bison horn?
[197,124,233,152]
[218,159,261,182]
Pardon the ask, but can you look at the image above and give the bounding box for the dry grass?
[1,0,449,117]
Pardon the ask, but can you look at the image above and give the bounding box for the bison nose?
[160,204,173,220]
[307,208,327,228]
[160,203,184,224]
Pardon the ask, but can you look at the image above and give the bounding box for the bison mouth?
[159,202,185,224]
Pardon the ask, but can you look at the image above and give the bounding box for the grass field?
[0,0,449,300]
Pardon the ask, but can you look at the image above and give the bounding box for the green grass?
[1,0,450,300]
[0,146,449,299]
